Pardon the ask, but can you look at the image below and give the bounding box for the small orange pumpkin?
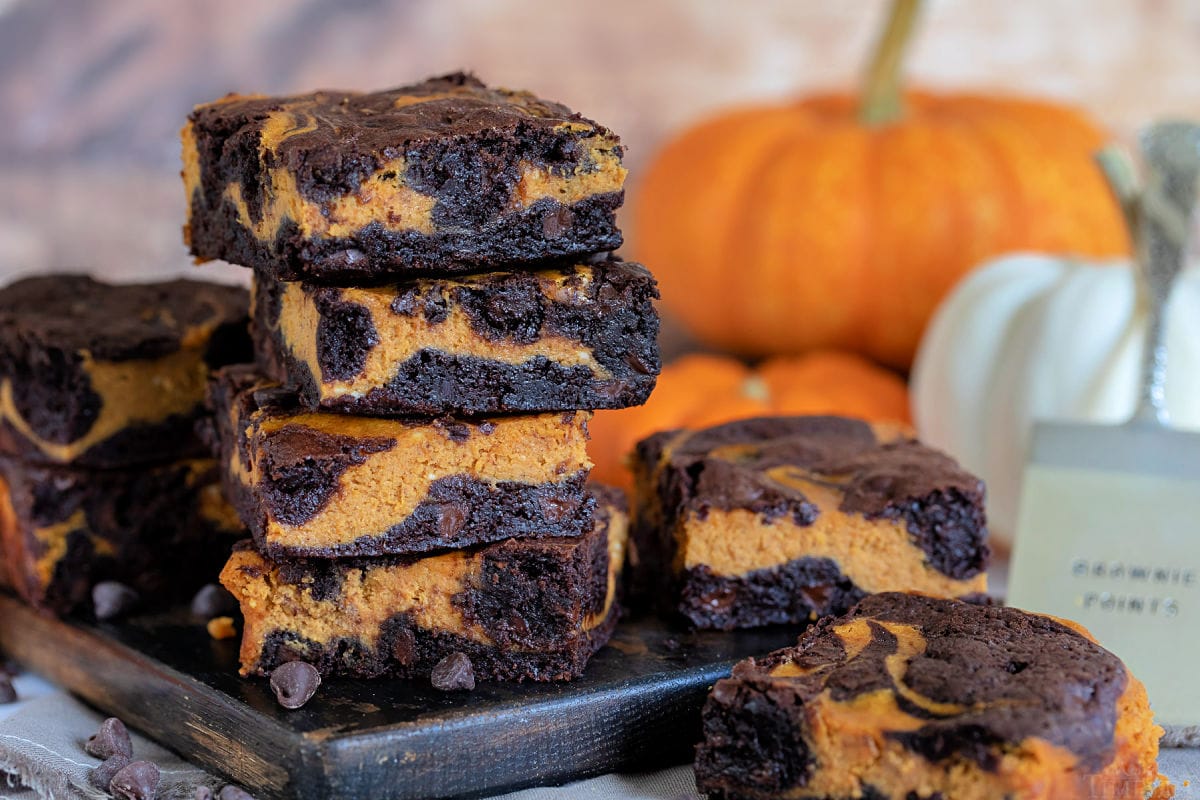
[634,0,1129,370]
[588,350,911,489]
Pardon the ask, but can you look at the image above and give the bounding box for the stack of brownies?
[182,73,661,682]
[0,276,251,615]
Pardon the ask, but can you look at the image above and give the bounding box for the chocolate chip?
[269,661,321,709]
[0,674,16,704]
[391,626,417,666]
[93,581,139,620]
[430,652,475,691]
[85,717,132,759]
[110,760,160,800]
[191,584,237,619]
[218,785,256,800]
[194,788,214,800]
[89,754,130,790]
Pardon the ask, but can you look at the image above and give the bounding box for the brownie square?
[207,366,595,559]
[695,593,1166,800]
[630,416,989,629]
[0,455,243,615]
[0,274,250,468]
[252,257,660,416]
[183,72,625,281]
[222,486,627,682]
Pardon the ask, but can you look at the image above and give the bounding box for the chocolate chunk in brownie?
[0,455,243,615]
[221,487,626,682]
[630,416,989,629]
[207,366,594,558]
[0,275,250,468]
[183,72,625,281]
[695,592,1166,800]
[252,257,660,416]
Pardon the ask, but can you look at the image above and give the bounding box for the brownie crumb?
[89,754,131,790]
[110,760,160,800]
[86,717,133,760]
[270,661,321,709]
[191,584,238,618]
[431,652,475,691]
[207,616,237,640]
[93,581,140,620]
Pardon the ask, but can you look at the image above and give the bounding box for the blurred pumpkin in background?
[588,350,911,488]
[634,0,1130,371]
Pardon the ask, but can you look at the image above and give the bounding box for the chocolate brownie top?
[638,416,988,579]
[738,592,1129,771]
[0,275,249,361]
[188,72,618,205]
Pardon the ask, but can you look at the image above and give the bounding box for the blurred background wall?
[1,0,1198,285]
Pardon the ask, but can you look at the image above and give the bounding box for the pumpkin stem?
[859,0,922,126]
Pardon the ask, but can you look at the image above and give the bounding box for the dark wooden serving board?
[0,595,801,799]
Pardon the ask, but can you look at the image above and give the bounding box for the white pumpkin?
[911,253,1200,544]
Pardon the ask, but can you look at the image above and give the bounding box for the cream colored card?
[1009,465,1200,726]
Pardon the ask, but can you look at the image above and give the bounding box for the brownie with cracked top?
[0,275,251,468]
[0,455,243,615]
[630,416,989,630]
[183,72,625,282]
[221,486,626,682]
[695,592,1168,800]
[252,257,660,415]
[206,365,594,559]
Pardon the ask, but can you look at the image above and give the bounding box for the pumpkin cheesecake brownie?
[252,257,660,416]
[0,456,242,614]
[630,416,988,629]
[208,365,594,558]
[221,486,627,682]
[695,592,1168,800]
[183,72,626,282]
[0,275,251,468]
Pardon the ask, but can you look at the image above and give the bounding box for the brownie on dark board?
[0,456,243,615]
[630,416,989,630]
[222,487,626,682]
[206,366,594,559]
[252,257,660,416]
[694,592,1165,800]
[183,72,625,282]
[0,274,250,468]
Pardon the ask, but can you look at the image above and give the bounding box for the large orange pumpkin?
[588,351,911,489]
[634,0,1129,370]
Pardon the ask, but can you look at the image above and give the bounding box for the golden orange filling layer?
[221,506,627,677]
[263,269,610,401]
[761,618,1163,800]
[182,106,625,246]
[0,322,221,463]
[233,410,592,550]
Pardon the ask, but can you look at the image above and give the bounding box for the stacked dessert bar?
[183,73,661,682]
[0,275,251,614]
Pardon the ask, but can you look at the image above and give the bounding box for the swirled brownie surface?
[221,486,626,682]
[252,258,659,416]
[695,592,1167,800]
[0,456,242,615]
[0,275,250,468]
[183,72,625,281]
[208,366,593,558]
[631,416,988,629]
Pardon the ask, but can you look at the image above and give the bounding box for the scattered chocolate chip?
[218,785,256,800]
[85,717,132,759]
[0,674,16,704]
[190,584,237,618]
[430,652,475,691]
[194,788,214,800]
[93,581,139,620]
[269,661,321,709]
[109,760,160,800]
[88,754,130,790]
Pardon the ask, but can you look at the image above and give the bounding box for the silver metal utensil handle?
[1133,121,1200,427]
